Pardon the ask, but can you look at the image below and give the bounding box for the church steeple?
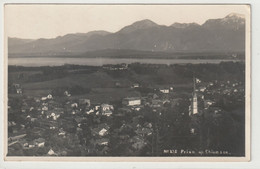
[190,77,198,116]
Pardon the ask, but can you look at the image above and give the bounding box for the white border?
[1,0,259,169]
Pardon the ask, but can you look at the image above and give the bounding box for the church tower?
[192,92,198,115]
[189,77,198,116]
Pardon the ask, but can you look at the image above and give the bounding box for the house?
[190,128,195,134]
[49,112,60,120]
[29,144,35,148]
[122,97,141,106]
[50,126,55,130]
[42,106,48,111]
[132,83,140,88]
[95,105,100,111]
[8,121,16,127]
[159,88,169,94]
[48,149,57,156]
[100,104,114,116]
[92,123,110,137]
[33,138,45,147]
[199,86,207,92]
[20,140,29,148]
[47,94,53,99]
[132,106,142,111]
[16,88,22,94]
[99,128,108,136]
[42,102,48,106]
[71,103,78,108]
[64,91,71,97]
[100,104,113,112]
[12,84,22,94]
[86,109,94,115]
[204,100,214,109]
[103,110,112,116]
[41,97,47,101]
[58,129,66,136]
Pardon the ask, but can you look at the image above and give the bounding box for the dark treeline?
[8,62,245,86]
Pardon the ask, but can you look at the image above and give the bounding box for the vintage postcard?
[4,4,250,161]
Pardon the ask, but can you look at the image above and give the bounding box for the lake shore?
[8,57,244,67]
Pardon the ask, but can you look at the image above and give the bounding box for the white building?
[42,106,48,111]
[132,83,140,88]
[64,91,71,97]
[122,97,141,106]
[159,88,169,94]
[101,104,114,112]
[16,88,22,94]
[71,103,78,108]
[99,128,108,136]
[100,104,113,116]
[47,94,53,99]
[48,149,56,155]
[41,97,47,101]
[199,86,207,92]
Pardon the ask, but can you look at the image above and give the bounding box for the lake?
[8,57,242,67]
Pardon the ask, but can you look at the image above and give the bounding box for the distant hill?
[8,13,245,57]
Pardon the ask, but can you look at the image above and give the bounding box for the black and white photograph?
[4,4,250,161]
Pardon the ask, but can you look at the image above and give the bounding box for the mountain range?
[8,13,245,57]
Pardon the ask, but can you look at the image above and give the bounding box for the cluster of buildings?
[102,63,128,71]
[7,73,244,156]
[189,77,244,116]
[8,81,177,155]
[10,83,23,94]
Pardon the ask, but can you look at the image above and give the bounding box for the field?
[8,62,244,99]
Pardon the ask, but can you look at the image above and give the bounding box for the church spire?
[190,77,198,116]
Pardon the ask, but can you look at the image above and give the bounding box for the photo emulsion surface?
[5,5,250,160]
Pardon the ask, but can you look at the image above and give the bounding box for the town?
[7,62,245,156]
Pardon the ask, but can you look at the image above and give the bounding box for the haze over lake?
[8,57,242,67]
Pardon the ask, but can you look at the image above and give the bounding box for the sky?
[5,4,249,39]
